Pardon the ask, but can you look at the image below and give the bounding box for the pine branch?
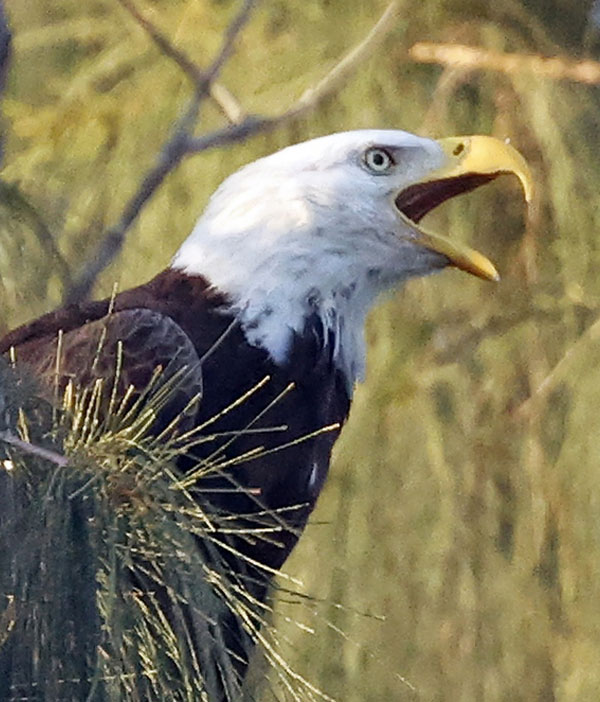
[0,357,333,700]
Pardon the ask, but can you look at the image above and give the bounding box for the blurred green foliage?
[2,0,600,699]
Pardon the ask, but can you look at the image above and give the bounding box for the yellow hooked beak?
[396,135,533,282]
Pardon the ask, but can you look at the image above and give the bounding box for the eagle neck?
[171,265,376,395]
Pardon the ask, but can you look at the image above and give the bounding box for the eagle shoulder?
[3,307,203,435]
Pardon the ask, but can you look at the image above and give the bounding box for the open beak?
[395,135,533,281]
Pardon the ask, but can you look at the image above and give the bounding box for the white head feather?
[172,130,450,389]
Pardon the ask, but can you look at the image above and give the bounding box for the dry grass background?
[2,0,600,699]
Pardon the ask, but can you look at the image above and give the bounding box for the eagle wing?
[6,308,204,435]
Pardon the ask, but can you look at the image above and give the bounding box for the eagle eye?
[363,147,394,173]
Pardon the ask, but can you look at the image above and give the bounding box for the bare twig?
[66,0,400,303]
[409,41,600,85]
[117,0,205,85]
[0,180,72,289]
[514,315,600,420]
[65,0,256,304]
[209,83,244,124]
[117,0,245,123]
[186,0,402,153]
[0,429,69,467]
[205,0,256,84]
[295,1,401,110]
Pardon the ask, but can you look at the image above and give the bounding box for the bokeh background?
[2,0,600,699]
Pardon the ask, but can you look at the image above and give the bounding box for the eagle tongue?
[395,173,497,223]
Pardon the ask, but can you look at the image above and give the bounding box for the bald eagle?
[0,130,531,696]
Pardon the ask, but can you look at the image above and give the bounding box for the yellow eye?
[364,147,394,173]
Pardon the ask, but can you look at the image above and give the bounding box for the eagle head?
[172,130,532,387]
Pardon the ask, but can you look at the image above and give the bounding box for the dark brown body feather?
[1,268,351,569]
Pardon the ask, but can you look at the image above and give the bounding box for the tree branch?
[185,0,401,153]
[409,41,600,85]
[65,0,400,304]
[115,0,243,124]
[0,181,72,288]
[117,0,206,87]
[514,314,600,421]
[65,0,256,304]
[0,430,69,468]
